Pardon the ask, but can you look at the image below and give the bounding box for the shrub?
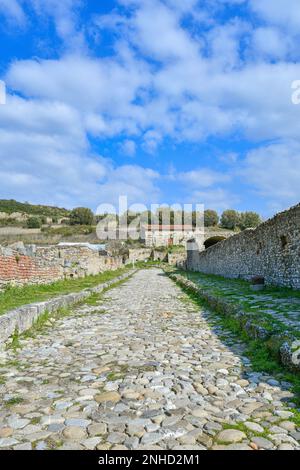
[27,217,42,229]
[69,207,94,226]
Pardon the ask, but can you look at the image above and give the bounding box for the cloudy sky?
[0,0,300,216]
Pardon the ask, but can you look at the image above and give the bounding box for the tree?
[221,210,240,230]
[204,209,219,227]
[69,207,94,226]
[27,217,42,229]
[239,212,262,230]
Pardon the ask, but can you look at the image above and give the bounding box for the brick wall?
[0,243,124,289]
[0,250,61,289]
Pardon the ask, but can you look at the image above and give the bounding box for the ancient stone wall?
[36,246,123,278]
[187,204,300,289]
[168,252,186,267]
[127,248,152,263]
[0,243,124,288]
[0,245,61,289]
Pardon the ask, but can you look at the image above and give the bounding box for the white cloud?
[30,0,85,50]
[252,27,289,60]
[242,140,300,211]
[0,0,26,25]
[121,139,136,157]
[190,188,240,213]
[174,168,230,188]
[0,94,161,208]
[1,0,300,212]
[250,0,300,32]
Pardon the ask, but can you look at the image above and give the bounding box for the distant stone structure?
[127,248,152,263]
[186,203,300,289]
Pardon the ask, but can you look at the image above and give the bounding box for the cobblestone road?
[0,269,299,450]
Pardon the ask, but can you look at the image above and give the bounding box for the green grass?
[169,268,300,339]
[0,266,133,316]
[41,225,95,237]
[5,396,24,407]
[179,269,300,300]
[290,409,300,427]
[5,271,136,346]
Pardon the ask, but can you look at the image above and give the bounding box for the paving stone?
[251,437,274,449]
[216,429,247,443]
[65,419,91,428]
[63,426,87,440]
[0,437,19,448]
[0,269,299,451]
[107,432,126,444]
[82,437,102,450]
[244,422,265,433]
[13,442,32,450]
[0,427,13,438]
[94,392,121,404]
[88,423,107,436]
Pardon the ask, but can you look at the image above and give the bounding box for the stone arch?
[204,236,226,250]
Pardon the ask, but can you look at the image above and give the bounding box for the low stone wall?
[153,250,168,262]
[0,270,135,345]
[168,272,300,373]
[127,248,152,263]
[168,252,186,267]
[36,245,123,278]
[0,243,124,288]
[0,245,61,289]
[187,204,300,289]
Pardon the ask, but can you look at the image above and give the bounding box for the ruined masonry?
[187,203,300,289]
[0,243,123,289]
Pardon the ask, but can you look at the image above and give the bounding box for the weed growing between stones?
[8,328,21,351]
[169,274,300,406]
[0,266,134,316]
[4,271,136,351]
[4,396,24,407]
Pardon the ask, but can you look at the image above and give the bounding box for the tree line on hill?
[66,207,262,232]
[203,209,262,230]
[0,199,69,218]
[0,200,262,233]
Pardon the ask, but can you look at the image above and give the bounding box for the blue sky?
[0,0,300,217]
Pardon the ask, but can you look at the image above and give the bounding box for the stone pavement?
[0,269,299,450]
[182,271,300,332]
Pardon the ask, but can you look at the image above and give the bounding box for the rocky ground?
[0,268,299,450]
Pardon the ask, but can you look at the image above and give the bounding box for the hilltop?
[0,199,70,218]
